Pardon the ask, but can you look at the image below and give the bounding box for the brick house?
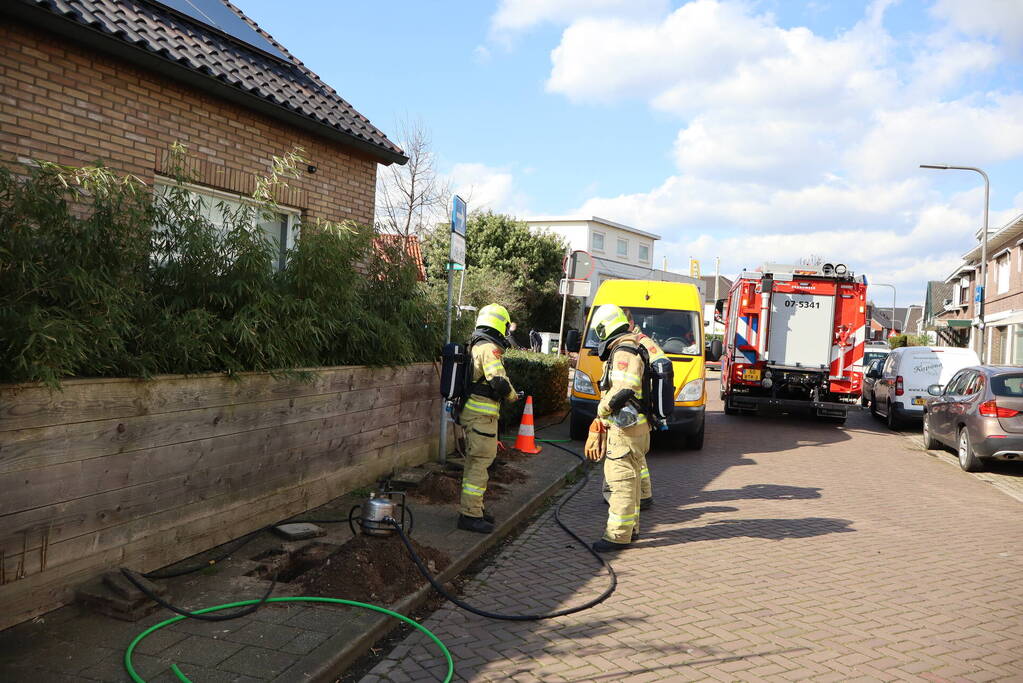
[936,213,1023,362]
[1,0,407,249]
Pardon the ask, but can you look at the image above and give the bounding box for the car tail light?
[895,376,904,396]
[979,400,1019,418]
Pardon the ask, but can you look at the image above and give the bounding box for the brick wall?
[0,364,444,630]
[0,21,378,224]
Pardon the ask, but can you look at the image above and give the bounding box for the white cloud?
[491,0,668,34]
[931,0,1023,47]
[448,163,526,215]
[473,45,492,64]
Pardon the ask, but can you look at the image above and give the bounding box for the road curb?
[296,438,581,682]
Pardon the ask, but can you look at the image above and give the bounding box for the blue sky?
[240,0,1023,305]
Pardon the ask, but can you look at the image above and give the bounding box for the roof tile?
[23,0,405,162]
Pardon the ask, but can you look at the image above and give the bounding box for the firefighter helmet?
[475,303,511,336]
[591,304,630,341]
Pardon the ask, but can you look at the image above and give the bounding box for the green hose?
[124,597,454,683]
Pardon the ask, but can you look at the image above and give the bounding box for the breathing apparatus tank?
[440,342,469,401]
[646,356,675,430]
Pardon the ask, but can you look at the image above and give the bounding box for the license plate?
[742,369,762,381]
[913,397,927,405]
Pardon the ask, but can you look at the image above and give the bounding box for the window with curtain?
[617,237,628,258]
[997,254,1010,294]
[591,231,605,251]
[639,244,650,262]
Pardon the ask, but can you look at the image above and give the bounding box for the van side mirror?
[565,329,580,353]
[927,384,943,396]
[866,367,881,379]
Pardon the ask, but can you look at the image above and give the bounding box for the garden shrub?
[499,349,570,429]
[0,147,444,388]
[888,334,908,349]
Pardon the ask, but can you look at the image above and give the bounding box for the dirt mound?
[298,535,450,605]
[408,471,460,506]
[488,460,528,485]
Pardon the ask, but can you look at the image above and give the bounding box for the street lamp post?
[921,164,990,362]
[873,283,897,337]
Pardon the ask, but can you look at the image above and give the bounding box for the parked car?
[923,365,1023,471]
[861,357,884,407]
[863,346,890,368]
[871,346,980,429]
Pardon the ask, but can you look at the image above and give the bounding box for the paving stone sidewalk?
[363,386,1023,682]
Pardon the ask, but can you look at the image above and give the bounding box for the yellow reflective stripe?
[640,468,650,479]
[483,360,503,372]
[608,512,638,524]
[462,483,486,496]
[465,398,499,415]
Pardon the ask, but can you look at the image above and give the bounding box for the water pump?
[348,490,413,537]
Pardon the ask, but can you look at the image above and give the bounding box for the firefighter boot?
[458,514,494,534]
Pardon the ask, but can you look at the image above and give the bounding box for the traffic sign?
[564,250,594,280]
[449,232,465,270]
[451,195,466,236]
[559,278,591,297]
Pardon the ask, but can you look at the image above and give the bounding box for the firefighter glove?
[584,419,607,461]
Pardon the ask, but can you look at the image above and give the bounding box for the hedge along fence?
[499,350,570,431]
[0,145,445,388]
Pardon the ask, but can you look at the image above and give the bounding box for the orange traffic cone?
[514,396,542,454]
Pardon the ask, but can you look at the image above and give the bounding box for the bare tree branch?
[375,118,450,238]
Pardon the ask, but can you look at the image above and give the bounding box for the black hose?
[120,567,277,622]
[389,441,617,621]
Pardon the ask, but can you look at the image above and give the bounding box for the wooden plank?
[0,363,438,432]
[0,402,405,516]
[0,384,405,474]
[0,367,353,432]
[0,422,406,574]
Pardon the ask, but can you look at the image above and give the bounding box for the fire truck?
[718,263,867,422]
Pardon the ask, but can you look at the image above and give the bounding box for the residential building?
[524,216,704,330]
[923,280,955,344]
[701,275,733,335]
[1,0,406,246]
[936,213,1023,362]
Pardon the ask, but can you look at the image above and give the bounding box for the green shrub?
[499,349,569,429]
[0,148,444,388]
[888,334,908,349]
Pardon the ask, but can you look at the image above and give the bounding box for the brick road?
[361,378,1023,682]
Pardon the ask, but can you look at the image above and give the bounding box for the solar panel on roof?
[153,0,290,61]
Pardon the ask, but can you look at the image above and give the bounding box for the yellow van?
[565,280,706,448]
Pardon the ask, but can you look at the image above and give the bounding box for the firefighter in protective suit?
[458,304,521,534]
[626,309,666,510]
[586,304,651,553]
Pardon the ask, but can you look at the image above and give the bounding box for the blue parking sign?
[451,195,466,236]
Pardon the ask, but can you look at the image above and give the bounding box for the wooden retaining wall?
[0,363,443,630]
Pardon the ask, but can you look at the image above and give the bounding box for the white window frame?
[154,177,301,270]
[591,231,605,252]
[997,253,1010,294]
[638,243,650,263]
[617,237,629,258]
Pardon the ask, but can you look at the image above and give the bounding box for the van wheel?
[687,421,705,450]
[569,412,588,441]
[958,428,984,472]
[886,402,900,430]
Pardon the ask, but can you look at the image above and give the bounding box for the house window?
[959,276,971,305]
[1013,325,1023,364]
[617,238,628,258]
[591,231,605,252]
[155,179,300,270]
[638,244,650,262]
[998,254,1010,294]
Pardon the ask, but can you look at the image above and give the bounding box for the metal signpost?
[557,250,594,355]
[439,195,467,464]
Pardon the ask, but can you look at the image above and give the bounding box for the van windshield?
[585,307,701,356]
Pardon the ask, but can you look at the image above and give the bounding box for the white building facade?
[525,216,704,329]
